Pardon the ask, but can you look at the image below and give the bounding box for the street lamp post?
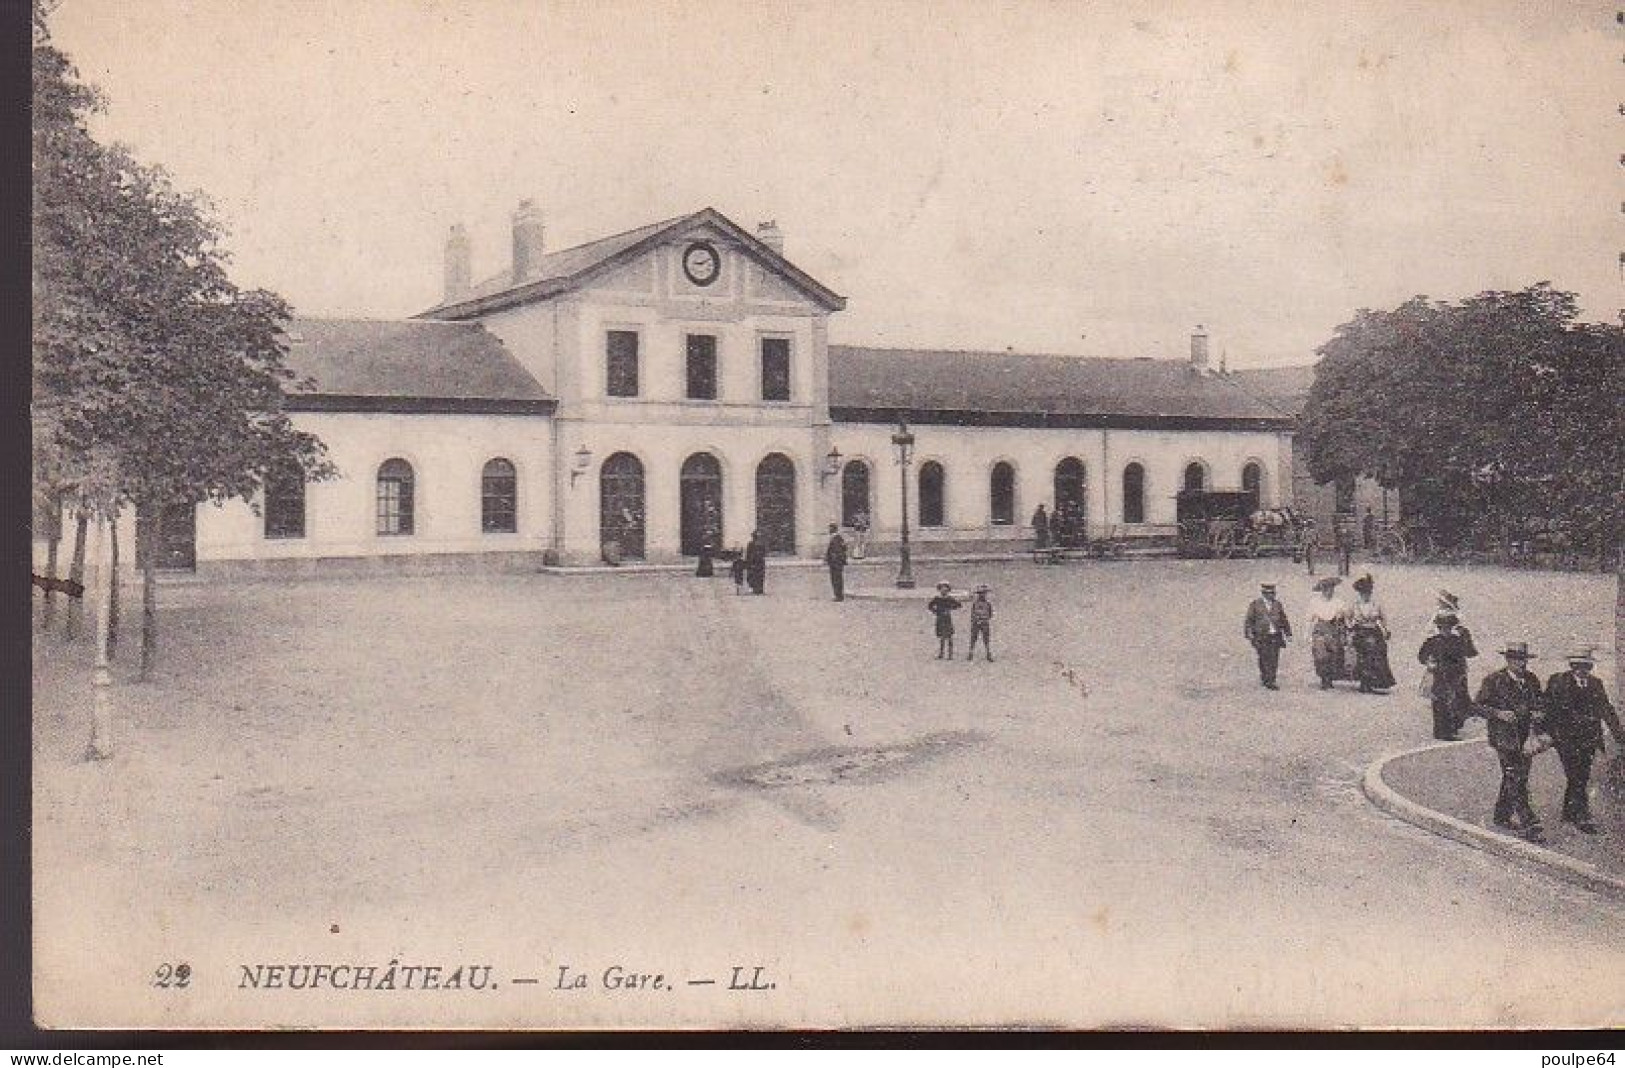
[891,420,915,589]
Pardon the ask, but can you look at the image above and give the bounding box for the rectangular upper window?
[606,330,639,398]
[686,334,717,400]
[760,337,791,402]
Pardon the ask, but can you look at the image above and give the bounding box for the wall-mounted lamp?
[569,444,593,488]
[820,446,843,484]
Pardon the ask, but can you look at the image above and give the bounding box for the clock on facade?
[681,240,721,287]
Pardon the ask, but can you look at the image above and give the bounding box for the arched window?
[600,452,645,559]
[679,452,724,556]
[1241,461,1263,503]
[481,458,517,533]
[990,462,1015,525]
[1183,462,1206,492]
[841,460,871,529]
[263,464,306,539]
[755,453,797,554]
[376,458,414,536]
[1122,463,1146,525]
[918,461,945,528]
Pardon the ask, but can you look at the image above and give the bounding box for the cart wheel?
[1242,532,1262,558]
[1213,531,1237,559]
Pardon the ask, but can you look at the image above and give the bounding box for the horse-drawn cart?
[1175,489,1313,560]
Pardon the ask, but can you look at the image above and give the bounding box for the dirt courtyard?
[31,558,1624,1029]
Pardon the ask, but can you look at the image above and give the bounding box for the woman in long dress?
[1348,573,1397,694]
[1307,576,1349,689]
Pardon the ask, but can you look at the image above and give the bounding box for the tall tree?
[1301,284,1623,563]
[33,2,331,687]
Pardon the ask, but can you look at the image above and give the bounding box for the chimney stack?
[512,199,545,284]
[443,223,471,303]
[756,219,784,256]
[1189,325,1210,373]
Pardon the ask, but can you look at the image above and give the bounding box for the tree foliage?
[32,0,331,525]
[1300,284,1624,557]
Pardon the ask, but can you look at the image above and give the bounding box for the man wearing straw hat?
[1543,646,1624,834]
[1242,581,1292,690]
[1471,641,1550,841]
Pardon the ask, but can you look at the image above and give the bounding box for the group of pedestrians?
[1243,572,1397,693]
[1242,574,1621,841]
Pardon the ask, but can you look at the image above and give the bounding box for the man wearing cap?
[1543,647,1625,833]
[1243,582,1292,690]
[823,523,849,602]
[1471,642,1549,841]
[966,584,994,663]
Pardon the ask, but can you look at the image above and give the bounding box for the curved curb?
[1362,741,1625,902]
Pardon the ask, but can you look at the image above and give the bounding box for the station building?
[126,205,1297,572]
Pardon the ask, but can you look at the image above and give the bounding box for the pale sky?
[48,0,1622,367]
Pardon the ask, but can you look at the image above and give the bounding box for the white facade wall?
[193,411,554,564]
[826,423,1291,542]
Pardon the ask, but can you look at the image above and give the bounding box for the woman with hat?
[1418,610,1478,739]
[1347,573,1396,694]
[1470,641,1549,841]
[1306,576,1349,689]
[1543,646,1624,833]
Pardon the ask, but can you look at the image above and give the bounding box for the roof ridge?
[830,343,1181,364]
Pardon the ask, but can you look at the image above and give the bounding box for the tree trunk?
[86,515,115,761]
[139,504,160,681]
[65,510,88,639]
[42,500,61,628]
[107,517,120,658]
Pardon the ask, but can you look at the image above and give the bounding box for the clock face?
[681,240,721,287]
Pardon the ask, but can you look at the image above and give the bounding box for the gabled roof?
[828,345,1293,429]
[281,318,553,415]
[417,207,846,320]
[1224,364,1316,417]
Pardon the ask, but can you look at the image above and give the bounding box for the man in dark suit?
[1543,646,1624,833]
[1471,641,1548,841]
[823,523,848,602]
[1242,582,1292,690]
[744,531,768,595]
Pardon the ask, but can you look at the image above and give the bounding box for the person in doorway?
[966,585,994,662]
[1031,503,1050,551]
[1470,641,1549,842]
[729,550,747,595]
[928,581,962,660]
[1362,507,1377,551]
[1418,612,1478,740]
[823,523,849,602]
[1307,576,1348,689]
[850,510,869,560]
[744,530,768,595]
[1348,573,1396,694]
[1543,646,1624,834]
[695,537,715,578]
[1243,581,1292,690]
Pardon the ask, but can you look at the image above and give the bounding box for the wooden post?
[42,499,61,628]
[65,510,88,639]
[86,515,115,761]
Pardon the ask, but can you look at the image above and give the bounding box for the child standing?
[967,585,994,662]
[927,582,961,660]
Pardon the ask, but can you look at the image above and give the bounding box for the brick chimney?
[1189,325,1210,373]
[511,199,545,284]
[443,223,471,303]
[756,219,784,256]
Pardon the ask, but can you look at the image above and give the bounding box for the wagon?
[1173,489,1308,559]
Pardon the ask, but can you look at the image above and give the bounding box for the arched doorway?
[600,452,645,559]
[1122,463,1146,524]
[841,460,871,528]
[755,453,797,554]
[1183,462,1206,492]
[1241,461,1263,502]
[1053,457,1087,546]
[990,462,1015,525]
[679,452,723,556]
